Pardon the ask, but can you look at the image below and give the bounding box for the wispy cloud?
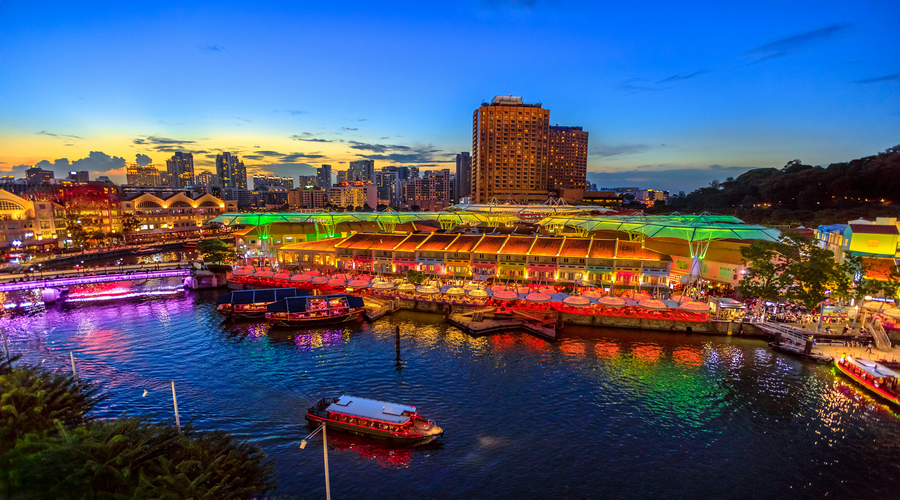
[656,70,711,84]
[358,118,367,122]
[37,130,84,140]
[290,133,332,142]
[591,144,666,158]
[234,116,252,122]
[853,73,899,84]
[342,127,358,131]
[745,24,852,63]
[286,110,309,115]
[197,43,231,56]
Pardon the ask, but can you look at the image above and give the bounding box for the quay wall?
[562,313,768,337]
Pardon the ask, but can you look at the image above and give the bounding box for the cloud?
[234,116,252,122]
[348,142,451,164]
[135,154,152,166]
[243,150,326,162]
[9,164,31,175]
[133,135,202,153]
[590,144,665,158]
[342,127,358,131]
[586,164,758,193]
[37,130,84,140]
[290,133,332,142]
[745,24,852,63]
[281,152,325,162]
[35,151,126,177]
[853,73,899,84]
[286,110,308,115]
[379,136,390,140]
[197,43,231,55]
[358,118,367,121]
[348,141,412,153]
[246,162,317,178]
[617,83,669,93]
[133,135,196,146]
[656,70,711,84]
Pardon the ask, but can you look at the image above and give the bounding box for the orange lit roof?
[417,234,459,251]
[394,234,428,252]
[528,237,563,257]
[559,238,591,258]
[335,233,374,248]
[336,233,409,250]
[445,234,482,253]
[499,236,534,255]
[473,235,508,254]
[280,236,349,251]
[588,239,617,259]
[232,227,257,237]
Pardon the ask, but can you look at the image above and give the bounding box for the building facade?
[403,169,452,211]
[472,96,551,204]
[166,152,195,188]
[456,152,472,202]
[328,182,376,210]
[316,165,332,189]
[0,189,66,250]
[121,192,236,236]
[287,187,328,209]
[349,160,375,183]
[547,126,588,191]
[216,152,247,190]
[252,175,294,190]
[126,164,162,186]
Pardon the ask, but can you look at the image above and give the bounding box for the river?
[3,283,899,498]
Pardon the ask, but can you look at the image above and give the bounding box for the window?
[0,201,23,211]
[718,267,732,278]
[867,239,880,248]
[676,260,688,270]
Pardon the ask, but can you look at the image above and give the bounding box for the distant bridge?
[0,262,196,292]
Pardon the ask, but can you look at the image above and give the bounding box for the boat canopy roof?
[326,395,417,424]
[266,294,364,313]
[848,357,900,379]
[216,288,308,305]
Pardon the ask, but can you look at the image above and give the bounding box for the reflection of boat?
[216,288,309,319]
[324,428,444,468]
[835,356,900,407]
[265,294,365,326]
[307,395,444,444]
[183,241,198,248]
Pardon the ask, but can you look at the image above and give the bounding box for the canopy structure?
[538,212,780,282]
[563,295,591,307]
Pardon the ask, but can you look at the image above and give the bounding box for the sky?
[0,0,897,193]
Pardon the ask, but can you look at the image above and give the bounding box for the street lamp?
[299,423,331,500]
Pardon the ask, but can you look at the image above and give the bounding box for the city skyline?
[0,1,897,193]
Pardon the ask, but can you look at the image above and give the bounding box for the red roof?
[559,238,591,258]
[394,234,428,252]
[280,236,348,251]
[500,236,534,255]
[417,234,458,251]
[366,234,410,250]
[445,234,482,252]
[849,224,898,235]
[588,239,617,259]
[473,235,507,254]
[528,237,563,257]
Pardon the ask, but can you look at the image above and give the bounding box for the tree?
[65,214,88,250]
[737,240,790,311]
[362,202,373,212]
[120,214,141,244]
[197,238,234,264]
[406,269,426,284]
[780,236,847,329]
[410,205,421,212]
[90,230,106,247]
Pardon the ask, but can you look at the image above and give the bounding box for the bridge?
[0,262,196,292]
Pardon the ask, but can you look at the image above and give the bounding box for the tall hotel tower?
[472,96,550,203]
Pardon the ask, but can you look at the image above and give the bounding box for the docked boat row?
[216,288,365,326]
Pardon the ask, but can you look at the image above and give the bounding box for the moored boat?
[834,356,900,407]
[307,395,444,443]
[265,294,365,326]
[216,288,309,319]
[183,241,198,248]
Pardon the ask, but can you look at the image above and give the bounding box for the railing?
[870,322,893,352]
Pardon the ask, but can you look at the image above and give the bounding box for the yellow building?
[121,192,236,237]
[0,189,66,250]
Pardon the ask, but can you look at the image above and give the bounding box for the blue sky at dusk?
[0,0,897,193]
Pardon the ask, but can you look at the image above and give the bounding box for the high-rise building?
[336,170,350,185]
[126,164,162,186]
[298,175,317,188]
[376,170,397,206]
[288,186,328,209]
[348,160,375,183]
[252,175,293,190]
[403,169,452,211]
[216,153,247,190]
[328,182,376,210]
[455,152,472,202]
[547,126,588,191]
[25,167,55,184]
[472,96,550,203]
[166,152,195,188]
[196,171,218,186]
[316,165,332,189]
[68,171,90,183]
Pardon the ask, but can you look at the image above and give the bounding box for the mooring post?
[70,351,77,378]
[171,380,181,433]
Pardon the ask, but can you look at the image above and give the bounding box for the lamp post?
[300,423,331,500]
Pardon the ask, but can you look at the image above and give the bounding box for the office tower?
[455,152,472,201]
[25,167,55,184]
[403,169,452,211]
[216,152,247,190]
[196,171,218,186]
[547,126,588,191]
[166,152,195,188]
[126,164,162,186]
[68,171,90,183]
[316,164,332,189]
[472,96,551,204]
[336,170,350,184]
[298,175,317,188]
[376,170,398,206]
[349,159,375,182]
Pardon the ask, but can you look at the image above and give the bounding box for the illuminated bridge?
[0,263,194,293]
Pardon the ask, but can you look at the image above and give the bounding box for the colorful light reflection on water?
[3,295,900,498]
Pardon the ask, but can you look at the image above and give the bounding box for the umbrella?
[490,285,508,292]
[598,296,626,307]
[372,282,396,290]
[307,270,320,276]
[538,286,556,294]
[446,287,466,296]
[637,299,667,310]
[232,266,255,276]
[525,292,551,303]
[468,289,488,298]
[463,283,480,290]
[515,286,531,294]
[272,272,292,280]
[327,278,347,286]
[416,285,440,294]
[253,269,275,278]
[347,279,370,288]
[312,276,330,284]
[397,283,417,291]
[493,290,519,301]
[582,289,604,298]
[680,301,710,312]
[862,300,887,311]
[332,273,351,280]
[563,295,591,307]
[291,274,312,282]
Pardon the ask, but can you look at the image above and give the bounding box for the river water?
[3,283,899,498]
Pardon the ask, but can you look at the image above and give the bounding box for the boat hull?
[305,413,439,445]
[267,310,362,327]
[834,360,900,407]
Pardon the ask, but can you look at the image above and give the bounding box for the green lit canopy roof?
[209,211,518,232]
